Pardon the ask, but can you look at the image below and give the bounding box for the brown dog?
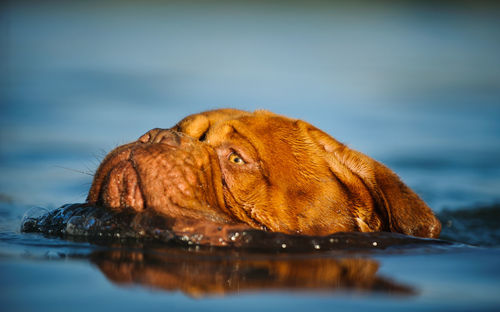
[87,109,441,239]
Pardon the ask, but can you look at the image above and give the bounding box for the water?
[1,0,500,311]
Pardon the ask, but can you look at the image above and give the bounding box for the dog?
[87,109,441,239]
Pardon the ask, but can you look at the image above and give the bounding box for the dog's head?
[87,109,441,238]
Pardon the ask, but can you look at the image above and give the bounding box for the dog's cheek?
[220,163,249,192]
[219,163,263,201]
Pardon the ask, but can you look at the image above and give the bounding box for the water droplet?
[21,207,49,231]
[230,232,240,241]
[191,234,203,241]
[22,206,48,221]
[65,216,85,236]
[85,218,96,230]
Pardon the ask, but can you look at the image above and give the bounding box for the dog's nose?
[138,129,182,147]
[138,128,162,143]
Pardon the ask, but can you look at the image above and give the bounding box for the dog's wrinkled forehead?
[175,109,252,140]
[205,112,301,149]
[175,110,324,177]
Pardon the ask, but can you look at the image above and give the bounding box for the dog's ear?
[304,123,441,238]
[174,109,250,140]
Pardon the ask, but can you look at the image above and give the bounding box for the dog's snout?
[138,128,182,147]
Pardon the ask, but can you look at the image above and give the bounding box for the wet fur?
[88,109,441,239]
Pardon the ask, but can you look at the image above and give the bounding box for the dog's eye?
[228,152,245,165]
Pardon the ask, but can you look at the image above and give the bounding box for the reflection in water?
[91,248,415,297]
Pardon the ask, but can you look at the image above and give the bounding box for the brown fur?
[88,109,441,238]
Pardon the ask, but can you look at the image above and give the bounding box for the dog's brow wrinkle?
[199,129,208,142]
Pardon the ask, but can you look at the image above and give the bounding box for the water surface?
[1,0,500,311]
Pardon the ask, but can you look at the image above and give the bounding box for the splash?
[21,203,449,251]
